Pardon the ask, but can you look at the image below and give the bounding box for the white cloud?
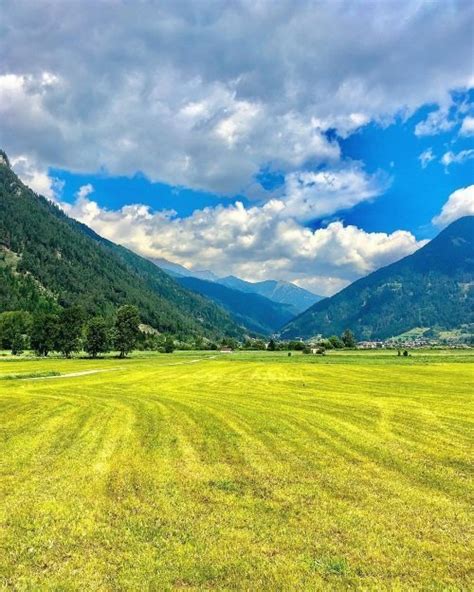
[432,185,474,226]
[60,192,424,296]
[419,148,435,168]
[76,184,94,199]
[414,109,455,137]
[459,115,474,136]
[440,149,474,167]
[10,154,63,199]
[0,0,473,197]
[281,166,389,221]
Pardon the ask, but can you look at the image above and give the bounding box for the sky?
[1,0,473,296]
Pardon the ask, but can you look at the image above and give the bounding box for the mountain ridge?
[218,275,322,316]
[175,275,295,335]
[153,259,322,316]
[280,216,474,340]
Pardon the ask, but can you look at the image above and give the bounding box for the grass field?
[1,350,473,590]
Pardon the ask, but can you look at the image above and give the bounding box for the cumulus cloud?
[59,192,424,296]
[432,185,474,226]
[459,115,474,136]
[1,0,473,196]
[419,148,435,168]
[440,149,474,167]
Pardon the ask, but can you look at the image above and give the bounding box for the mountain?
[152,257,219,282]
[175,276,295,335]
[218,276,322,316]
[280,216,474,340]
[0,151,243,339]
[152,256,322,318]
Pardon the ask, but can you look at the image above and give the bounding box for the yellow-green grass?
[1,350,473,590]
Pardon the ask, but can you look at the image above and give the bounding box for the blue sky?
[342,91,474,238]
[1,1,473,295]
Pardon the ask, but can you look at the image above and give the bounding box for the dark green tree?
[0,311,31,353]
[114,305,140,357]
[85,317,110,358]
[220,337,239,350]
[56,307,84,357]
[328,335,344,349]
[11,332,26,355]
[318,339,334,350]
[341,329,356,348]
[30,313,59,356]
[267,338,276,351]
[163,335,175,353]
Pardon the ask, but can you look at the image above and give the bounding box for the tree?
[30,313,59,356]
[220,337,239,350]
[319,339,334,350]
[11,332,27,355]
[267,338,276,351]
[0,311,31,354]
[85,317,110,358]
[341,329,356,349]
[328,335,344,349]
[56,307,84,357]
[163,336,175,353]
[114,305,140,357]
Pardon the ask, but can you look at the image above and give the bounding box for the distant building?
[357,341,385,349]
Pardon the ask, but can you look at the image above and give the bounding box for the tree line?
[243,330,357,352]
[0,304,358,358]
[0,305,152,358]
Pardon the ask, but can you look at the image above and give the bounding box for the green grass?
[1,350,473,590]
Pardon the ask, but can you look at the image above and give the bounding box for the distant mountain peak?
[153,262,322,317]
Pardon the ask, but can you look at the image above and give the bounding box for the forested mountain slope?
[218,276,321,316]
[281,216,474,340]
[0,151,243,339]
[176,275,295,335]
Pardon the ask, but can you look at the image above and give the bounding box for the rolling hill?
[280,216,474,340]
[175,275,295,335]
[0,150,243,339]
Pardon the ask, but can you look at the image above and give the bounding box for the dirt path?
[25,368,121,380]
[22,355,221,380]
[164,355,218,366]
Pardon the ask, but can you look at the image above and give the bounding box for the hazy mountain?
[153,257,322,317]
[218,276,322,316]
[175,276,295,335]
[0,150,243,339]
[280,216,474,340]
[152,257,219,282]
